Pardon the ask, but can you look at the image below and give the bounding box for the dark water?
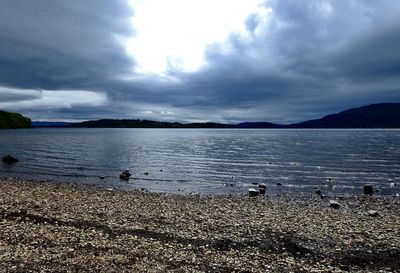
[0,128,399,196]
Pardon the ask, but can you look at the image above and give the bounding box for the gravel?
[0,178,399,272]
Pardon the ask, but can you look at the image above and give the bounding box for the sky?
[0,0,399,124]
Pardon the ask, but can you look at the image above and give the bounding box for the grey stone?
[2,155,18,164]
[249,188,260,197]
[368,210,379,216]
[329,200,340,209]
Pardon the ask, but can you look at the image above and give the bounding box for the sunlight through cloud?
[127,0,264,74]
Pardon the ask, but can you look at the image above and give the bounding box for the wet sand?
[0,178,399,272]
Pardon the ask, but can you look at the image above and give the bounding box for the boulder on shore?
[329,200,340,209]
[119,170,131,181]
[258,184,266,194]
[249,188,260,197]
[364,185,374,196]
[2,155,18,164]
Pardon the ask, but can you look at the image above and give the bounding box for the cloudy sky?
[0,0,399,124]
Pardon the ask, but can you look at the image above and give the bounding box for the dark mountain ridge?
[288,103,400,128]
[34,103,400,129]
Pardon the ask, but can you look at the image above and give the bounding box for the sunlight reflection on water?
[1,128,399,196]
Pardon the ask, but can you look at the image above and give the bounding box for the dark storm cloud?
[169,0,400,123]
[0,89,40,102]
[0,0,400,123]
[0,0,134,90]
[334,26,400,81]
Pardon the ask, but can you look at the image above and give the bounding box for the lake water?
[0,128,399,196]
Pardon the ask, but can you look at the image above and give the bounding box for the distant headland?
[0,110,31,129]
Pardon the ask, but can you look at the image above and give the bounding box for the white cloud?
[0,86,107,111]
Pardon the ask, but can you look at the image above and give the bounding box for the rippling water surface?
[1,128,399,195]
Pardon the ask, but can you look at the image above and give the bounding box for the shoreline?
[2,174,398,198]
[0,178,399,272]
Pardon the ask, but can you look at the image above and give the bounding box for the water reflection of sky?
[1,128,399,196]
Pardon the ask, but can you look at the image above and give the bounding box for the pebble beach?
[0,178,399,272]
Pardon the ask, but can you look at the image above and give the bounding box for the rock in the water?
[143,172,149,175]
[329,200,340,209]
[258,184,266,194]
[363,185,374,195]
[276,182,283,186]
[119,170,131,181]
[249,188,260,197]
[368,210,379,216]
[315,189,322,195]
[100,176,105,179]
[2,155,18,164]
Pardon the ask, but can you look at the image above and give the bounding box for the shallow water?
[0,128,399,195]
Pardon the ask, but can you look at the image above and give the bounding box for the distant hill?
[69,119,233,128]
[235,122,283,128]
[0,110,31,129]
[51,103,400,129]
[289,103,400,128]
[32,121,77,127]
